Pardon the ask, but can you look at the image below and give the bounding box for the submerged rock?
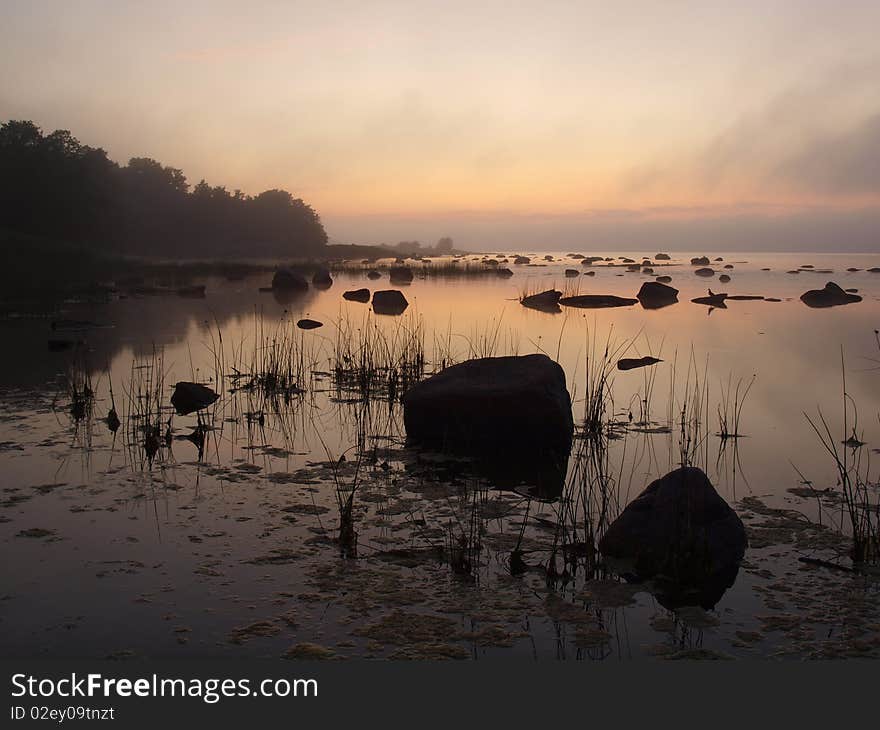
[171,382,219,415]
[402,354,573,457]
[565,268,580,277]
[366,270,382,280]
[372,289,409,315]
[343,288,371,303]
[272,269,308,291]
[800,281,862,308]
[599,466,747,588]
[637,281,678,309]
[559,294,638,309]
[521,289,562,313]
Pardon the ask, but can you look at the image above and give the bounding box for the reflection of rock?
[367,270,382,280]
[496,267,514,278]
[521,289,562,313]
[343,288,371,303]
[637,281,678,309]
[297,319,323,330]
[559,294,637,309]
[272,268,308,291]
[599,467,747,604]
[800,281,862,308]
[312,268,333,289]
[171,381,219,415]
[372,289,409,315]
[565,269,580,277]
[402,354,573,459]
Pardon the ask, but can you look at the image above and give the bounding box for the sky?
[2,0,880,251]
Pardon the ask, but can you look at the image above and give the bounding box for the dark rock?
[719,274,731,283]
[372,290,409,315]
[584,270,596,277]
[636,281,678,309]
[692,290,728,308]
[402,354,573,456]
[655,253,671,260]
[297,319,323,330]
[868,267,880,273]
[521,289,562,313]
[800,281,862,308]
[496,267,514,278]
[690,256,710,266]
[367,270,382,280]
[514,256,531,265]
[642,267,654,274]
[272,269,308,291]
[723,264,734,269]
[655,275,672,283]
[694,267,715,277]
[559,294,638,309]
[599,466,747,582]
[389,266,414,284]
[171,382,219,416]
[617,356,662,371]
[565,269,580,277]
[343,288,371,303]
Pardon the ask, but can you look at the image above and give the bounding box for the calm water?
[1,251,879,660]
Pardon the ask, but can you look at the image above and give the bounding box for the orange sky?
[2,1,880,248]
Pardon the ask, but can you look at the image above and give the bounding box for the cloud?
[776,113,880,195]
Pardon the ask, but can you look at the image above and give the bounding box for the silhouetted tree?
[0,120,327,260]
[435,236,454,253]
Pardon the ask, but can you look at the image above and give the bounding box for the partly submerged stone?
[637,281,678,309]
[617,356,662,371]
[599,466,747,584]
[389,266,414,284]
[171,382,219,415]
[800,281,862,308]
[559,294,637,309]
[296,319,323,330]
[343,288,371,303]
[402,353,573,457]
[521,289,562,313]
[272,268,309,291]
[372,289,409,315]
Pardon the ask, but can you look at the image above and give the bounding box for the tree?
[435,236,454,253]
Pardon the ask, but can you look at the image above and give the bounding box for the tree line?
[0,120,327,259]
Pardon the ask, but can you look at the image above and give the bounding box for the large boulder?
[637,281,678,309]
[372,289,409,315]
[272,269,308,291]
[599,466,747,581]
[521,289,562,313]
[402,354,573,456]
[171,382,219,415]
[800,281,862,308]
[690,256,710,266]
[655,252,671,260]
